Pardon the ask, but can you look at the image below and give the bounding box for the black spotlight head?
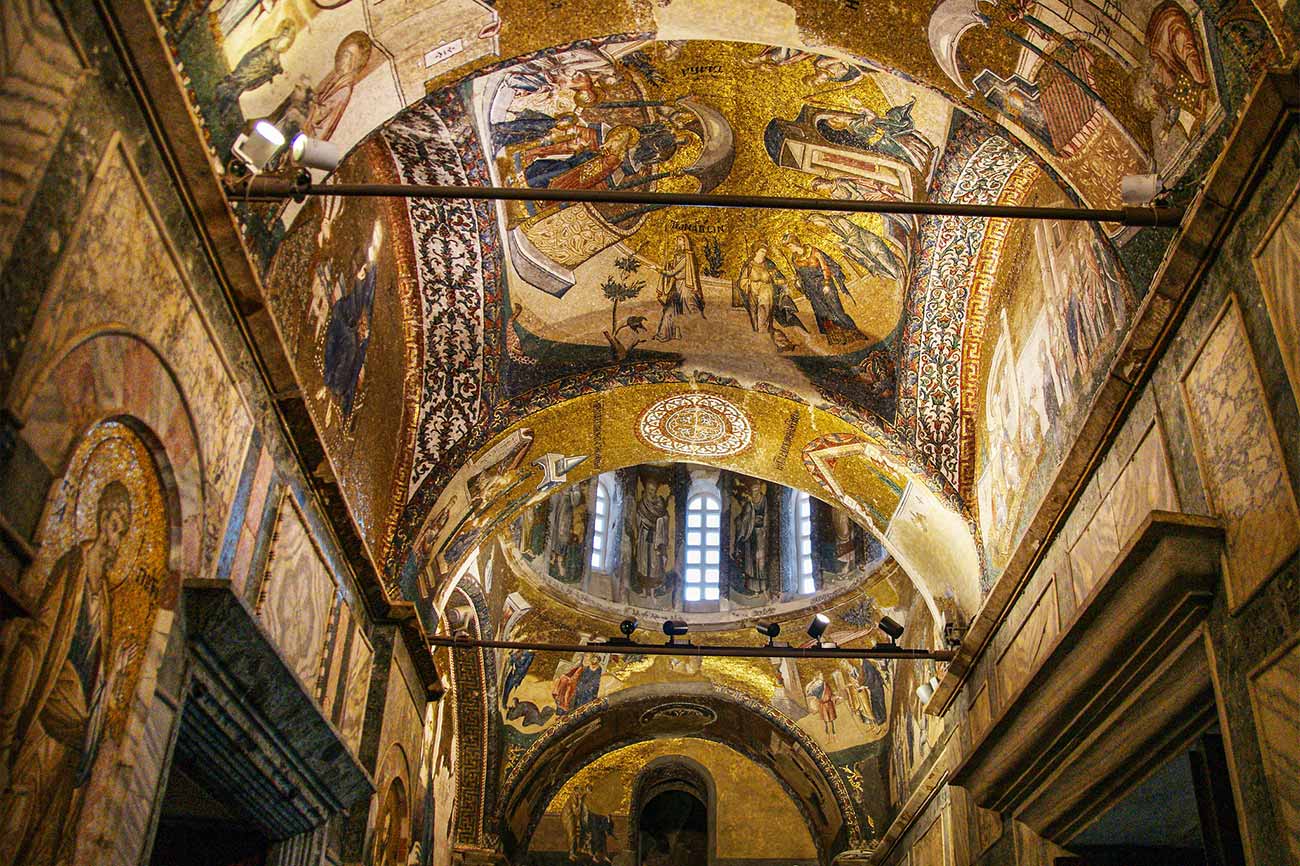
[807,614,831,641]
[755,622,781,640]
[878,616,905,642]
[662,620,689,637]
[620,617,639,638]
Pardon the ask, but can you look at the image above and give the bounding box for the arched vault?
[496,682,863,863]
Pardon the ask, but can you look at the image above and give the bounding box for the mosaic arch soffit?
[238,5,1230,584]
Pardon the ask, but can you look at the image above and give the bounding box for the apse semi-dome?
[504,462,896,629]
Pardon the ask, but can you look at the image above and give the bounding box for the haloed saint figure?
[0,482,134,864]
[0,422,166,866]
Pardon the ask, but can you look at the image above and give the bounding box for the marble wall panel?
[910,811,947,866]
[967,683,991,746]
[259,495,338,690]
[226,441,277,598]
[1181,297,1300,609]
[1254,180,1300,411]
[1107,420,1180,547]
[995,581,1059,703]
[1067,497,1118,603]
[322,602,354,724]
[1248,633,1300,861]
[342,622,375,755]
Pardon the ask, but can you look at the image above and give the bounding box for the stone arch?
[446,575,501,849]
[628,754,718,866]
[10,330,204,577]
[497,681,862,865]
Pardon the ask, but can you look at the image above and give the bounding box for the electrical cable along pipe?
[232,177,1185,228]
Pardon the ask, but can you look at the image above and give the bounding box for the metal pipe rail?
[429,634,956,662]
[234,177,1184,228]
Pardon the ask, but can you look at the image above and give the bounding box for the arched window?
[684,488,722,602]
[590,477,613,571]
[794,490,816,594]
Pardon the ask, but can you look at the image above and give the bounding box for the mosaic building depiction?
[0,0,1299,865]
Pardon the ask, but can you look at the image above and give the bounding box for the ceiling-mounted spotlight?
[755,622,781,646]
[663,620,690,646]
[231,119,286,174]
[620,618,639,639]
[916,675,941,706]
[290,133,343,172]
[1121,173,1163,206]
[878,616,904,646]
[807,613,831,645]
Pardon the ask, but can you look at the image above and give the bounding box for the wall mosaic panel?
[7,138,254,576]
[0,420,173,865]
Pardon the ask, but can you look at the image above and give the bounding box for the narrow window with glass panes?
[590,478,612,570]
[684,490,722,602]
[795,490,816,594]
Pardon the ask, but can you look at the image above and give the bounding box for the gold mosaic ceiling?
[171,0,1247,607]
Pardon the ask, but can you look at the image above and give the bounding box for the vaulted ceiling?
[158,0,1246,623]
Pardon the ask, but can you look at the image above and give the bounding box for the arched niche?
[629,755,718,866]
[11,331,204,577]
[496,681,861,865]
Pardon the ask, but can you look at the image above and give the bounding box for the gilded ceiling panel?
[155,0,1277,596]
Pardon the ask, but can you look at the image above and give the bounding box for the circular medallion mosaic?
[637,394,752,458]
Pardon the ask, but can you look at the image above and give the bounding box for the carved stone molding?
[180,580,374,839]
[950,513,1225,842]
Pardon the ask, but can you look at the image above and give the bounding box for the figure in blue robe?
[500,649,534,705]
[322,253,377,420]
[861,659,887,724]
[572,658,603,710]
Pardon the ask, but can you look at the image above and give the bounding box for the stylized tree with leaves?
[602,253,648,360]
[702,238,725,278]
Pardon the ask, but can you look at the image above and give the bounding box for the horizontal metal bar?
[429,634,956,661]
[236,177,1184,228]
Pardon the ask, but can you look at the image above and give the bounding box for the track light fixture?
[663,620,690,646]
[620,617,639,638]
[878,616,904,645]
[230,119,286,174]
[755,622,781,646]
[291,133,343,171]
[807,614,830,645]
